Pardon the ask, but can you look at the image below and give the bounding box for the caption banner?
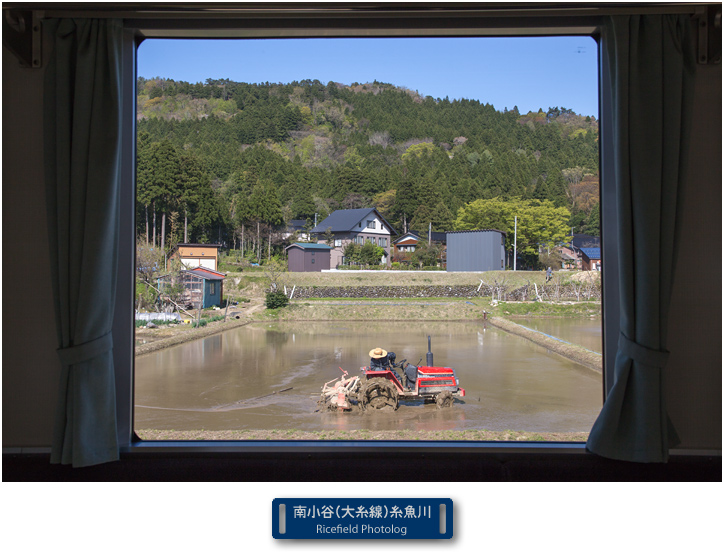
[272,498,453,540]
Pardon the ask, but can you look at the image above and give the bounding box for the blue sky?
[138,36,599,117]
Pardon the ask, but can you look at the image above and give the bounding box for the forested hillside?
[136,77,600,259]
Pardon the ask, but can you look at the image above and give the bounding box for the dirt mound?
[570,271,600,283]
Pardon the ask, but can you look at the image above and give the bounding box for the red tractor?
[318,336,465,412]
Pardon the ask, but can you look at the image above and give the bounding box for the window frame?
[110,5,632,454]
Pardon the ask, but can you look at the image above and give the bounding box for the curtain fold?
[44,18,123,467]
[586,15,695,462]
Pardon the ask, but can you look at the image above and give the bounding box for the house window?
[381,238,387,248]
[311,258,315,264]
[209,282,215,295]
[334,239,342,247]
[367,220,376,229]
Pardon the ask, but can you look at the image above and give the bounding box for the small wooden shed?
[157,266,226,309]
[285,243,331,272]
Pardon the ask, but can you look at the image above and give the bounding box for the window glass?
[134,36,601,444]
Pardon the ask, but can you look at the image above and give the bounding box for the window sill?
[125,439,589,454]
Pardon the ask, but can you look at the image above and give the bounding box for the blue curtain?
[44,19,123,467]
[586,15,695,462]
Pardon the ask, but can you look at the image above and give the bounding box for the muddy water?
[134,322,602,435]
[509,317,603,354]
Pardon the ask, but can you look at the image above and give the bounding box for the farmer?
[546,266,553,283]
[369,347,407,387]
[369,347,390,370]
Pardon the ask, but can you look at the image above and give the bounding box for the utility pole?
[514,216,518,272]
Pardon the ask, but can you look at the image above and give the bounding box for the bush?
[135,319,178,328]
[265,291,290,309]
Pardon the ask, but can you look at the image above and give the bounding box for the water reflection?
[135,321,602,435]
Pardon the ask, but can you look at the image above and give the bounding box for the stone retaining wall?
[289,283,601,301]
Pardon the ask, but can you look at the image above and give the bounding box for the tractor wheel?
[363,379,398,411]
[435,390,454,409]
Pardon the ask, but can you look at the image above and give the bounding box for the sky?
[138,36,599,117]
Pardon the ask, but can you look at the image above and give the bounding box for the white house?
[310,208,397,268]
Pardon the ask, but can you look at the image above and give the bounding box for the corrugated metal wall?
[303,249,330,272]
[446,231,505,272]
[287,247,331,272]
[287,247,305,272]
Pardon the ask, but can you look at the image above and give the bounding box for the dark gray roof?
[409,229,447,243]
[572,234,600,248]
[311,208,397,236]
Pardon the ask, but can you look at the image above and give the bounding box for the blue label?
[272,498,452,539]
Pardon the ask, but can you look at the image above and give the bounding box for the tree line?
[136,77,600,264]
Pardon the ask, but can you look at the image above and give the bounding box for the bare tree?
[264,259,288,293]
[482,273,509,301]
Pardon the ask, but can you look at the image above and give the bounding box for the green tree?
[409,239,443,268]
[454,197,571,265]
[583,200,600,236]
[343,242,362,266]
[136,131,154,244]
[145,139,181,250]
[359,240,385,266]
[177,153,208,243]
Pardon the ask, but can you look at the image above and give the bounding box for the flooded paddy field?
[507,316,603,354]
[134,321,603,438]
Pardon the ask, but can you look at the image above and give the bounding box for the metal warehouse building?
[446,229,506,272]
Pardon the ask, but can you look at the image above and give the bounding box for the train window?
[132,35,602,445]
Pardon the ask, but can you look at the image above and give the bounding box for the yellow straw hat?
[369,347,388,358]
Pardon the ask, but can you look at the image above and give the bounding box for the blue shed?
[446,229,506,272]
[157,267,226,309]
